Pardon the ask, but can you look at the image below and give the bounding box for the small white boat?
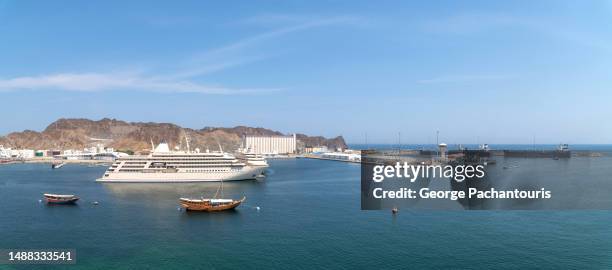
[51,162,66,169]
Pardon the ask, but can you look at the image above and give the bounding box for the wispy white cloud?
[174,14,362,79]
[418,74,515,84]
[0,72,281,94]
[0,14,361,94]
[194,15,362,60]
[167,54,273,81]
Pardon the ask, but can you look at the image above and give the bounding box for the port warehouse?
[243,134,297,154]
[242,135,349,155]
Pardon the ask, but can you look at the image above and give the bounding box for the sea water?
[1,155,612,269]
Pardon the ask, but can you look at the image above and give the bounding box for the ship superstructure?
[97,141,267,183]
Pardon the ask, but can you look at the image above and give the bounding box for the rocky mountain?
[0,118,347,153]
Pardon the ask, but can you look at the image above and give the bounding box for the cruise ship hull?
[96,166,267,183]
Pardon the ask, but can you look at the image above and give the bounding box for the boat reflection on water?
[101,181,261,201]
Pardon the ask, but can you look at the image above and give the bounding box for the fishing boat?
[44,194,79,204]
[179,179,245,211]
[179,196,245,211]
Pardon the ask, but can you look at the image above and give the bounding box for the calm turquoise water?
[1,159,612,269]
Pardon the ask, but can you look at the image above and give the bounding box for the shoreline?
[1,158,112,165]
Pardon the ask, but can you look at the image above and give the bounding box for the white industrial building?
[0,145,12,159]
[11,149,35,159]
[321,152,361,162]
[243,134,297,155]
[57,144,127,160]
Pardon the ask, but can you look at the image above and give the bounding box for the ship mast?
[184,131,191,153]
[214,137,223,153]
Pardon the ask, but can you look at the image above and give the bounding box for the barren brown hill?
[0,118,347,153]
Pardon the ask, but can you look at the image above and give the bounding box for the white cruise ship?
[96,141,268,183]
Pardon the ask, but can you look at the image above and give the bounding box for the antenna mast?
[398,132,401,157]
[184,131,191,153]
[214,137,223,153]
[436,130,440,158]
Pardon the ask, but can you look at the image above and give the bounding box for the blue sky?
[1,1,611,144]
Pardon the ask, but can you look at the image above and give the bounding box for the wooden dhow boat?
[179,179,245,212]
[44,194,79,204]
[179,196,246,211]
